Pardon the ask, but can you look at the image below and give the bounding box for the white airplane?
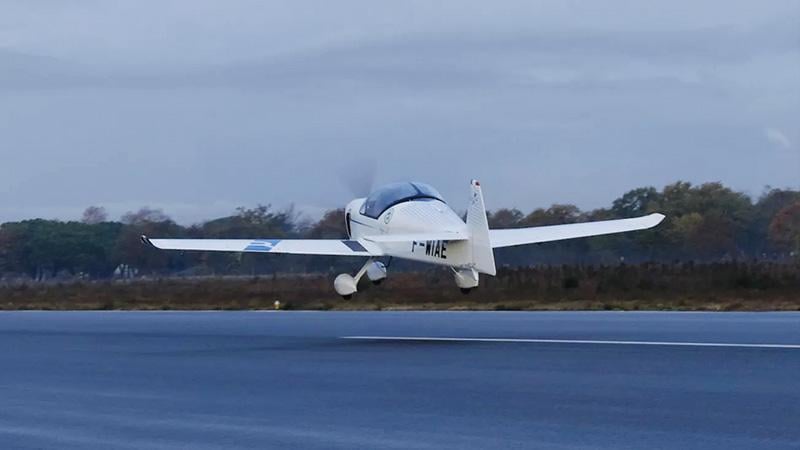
[143,181,664,298]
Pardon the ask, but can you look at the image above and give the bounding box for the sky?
[1,0,798,224]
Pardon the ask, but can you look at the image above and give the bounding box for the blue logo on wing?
[245,239,281,252]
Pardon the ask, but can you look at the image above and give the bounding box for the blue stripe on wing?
[244,239,281,252]
[341,240,368,252]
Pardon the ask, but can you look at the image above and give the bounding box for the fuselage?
[344,182,472,268]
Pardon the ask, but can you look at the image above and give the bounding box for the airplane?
[142,180,664,298]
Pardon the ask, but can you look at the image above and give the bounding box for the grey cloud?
[3,18,797,92]
[0,1,797,224]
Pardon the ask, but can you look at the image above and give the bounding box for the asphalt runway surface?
[0,311,798,449]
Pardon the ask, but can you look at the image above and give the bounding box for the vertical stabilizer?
[466,180,497,276]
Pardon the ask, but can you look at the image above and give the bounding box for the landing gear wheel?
[334,274,357,298]
[371,279,383,286]
[460,288,472,295]
[334,258,381,298]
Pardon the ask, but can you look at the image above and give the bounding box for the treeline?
[0,181,798,281]
[490,182,800,265]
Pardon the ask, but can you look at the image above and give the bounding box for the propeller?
[339,157,377,198]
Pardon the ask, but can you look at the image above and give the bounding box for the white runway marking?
[341,336,800,349]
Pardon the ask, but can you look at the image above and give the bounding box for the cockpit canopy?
[360,182,445,219]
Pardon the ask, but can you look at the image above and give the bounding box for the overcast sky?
[1,0,798,224]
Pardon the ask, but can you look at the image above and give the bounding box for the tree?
[769,202,800,255]
[523,204,582,226]
[751,188,800,254]
[489,208,524,228]
[657,182,754,259]
[612,187,661,218]
[121,207,170,225]
[81,206,108,224]
[308,209,346,239]
[115,207,189,275]
[0,220,122,279]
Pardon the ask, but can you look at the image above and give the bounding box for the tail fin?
[466,180,497,276]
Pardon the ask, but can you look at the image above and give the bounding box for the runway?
[0,311,798,449]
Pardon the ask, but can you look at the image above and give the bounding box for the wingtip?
[649,213,666,226]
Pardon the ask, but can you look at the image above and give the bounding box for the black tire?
[342,294,353,300]
[460,288,472,295]
[371,279,383,286]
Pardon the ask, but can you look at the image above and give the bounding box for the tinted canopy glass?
[361,182,444,219]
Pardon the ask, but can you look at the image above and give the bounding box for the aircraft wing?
[142,236,383,256]
[489,213,665,248]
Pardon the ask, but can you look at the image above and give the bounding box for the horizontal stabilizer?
[142,237,383,256]
[489,213,665,248]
